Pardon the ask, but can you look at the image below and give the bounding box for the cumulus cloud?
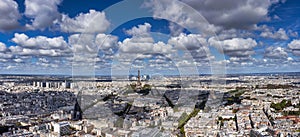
[119,23,173,55]
[209,37,257,57]
[9,46,61,57]
[69,33,119,74]
[1,44,72,73]
[68,34,96,54]
[216,29,254,40]
[287,39,300,56]
[95,34,118,53]
[167,33,213,67]
[0,52,13,59]
[0,0,21,31]
[68,33,118,55]
[119,23,162,54]
[260,28,289,40]
[119,37,172,54]
[60,10,110,33]
[264,46,287,59]
[0,42,7,52]
[143,0,221,34]
[168,33,207,50]
[13,58,23,63]
[117,23,213,74]
[12,33,70,50]
[25,0,62,30]
[228,56,255,65]
[113,23,182,74]
[126,23,151,37]
[144,0,280,33]
[38,58,49,63]
[0,42,13,61]
[119,23,151,53]
[180,0,276,30]
[11,33,71,57]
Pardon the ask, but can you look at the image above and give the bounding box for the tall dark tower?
[136,70,142,90]
[138,70,141,84]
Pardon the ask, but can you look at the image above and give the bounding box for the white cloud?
[25,0,62,30]
[1,34,75,73]
[260,28,289,40]
[114,23,180,73]
[118,23,172,54]
[0,42,7,52]
[0,52,12,59]
[68,33,118,55]
[38,58,49,63]
[228,56,255,65]
[69,33,119,70]
[217,29,254,40]
[11,33,28,45]
[5,65,16,70]
[12,33,70,51]
[168,33,207,50]
[0,42,13,61]
[288,39,300,49]
[288,39,300,56]
[209,37,257,57]
[143,0,221,34]
[11,33,71,57]
[126,23,151,37]
[60,10,110,33]
[0,59,8,62]
[0,0,21,31]
[223,38,257,51]
[95,34,118,52]
[117,23,213,74]
[13,58,23,63]
[287,57,293,61]
[119,38,172,54]
[144,0,279,33]
[180,0,276,30]
[68,34,95,53]
[264,46,287,59]
[10,46,60,57]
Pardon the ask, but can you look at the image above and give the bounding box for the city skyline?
[0,0,300,75]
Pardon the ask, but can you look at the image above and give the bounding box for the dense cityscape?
[0,72,299,136]
[1,0,300,136]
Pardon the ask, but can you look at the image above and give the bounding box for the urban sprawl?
[0,72,299,137]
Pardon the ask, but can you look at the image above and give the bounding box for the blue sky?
[0,0,300,75]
